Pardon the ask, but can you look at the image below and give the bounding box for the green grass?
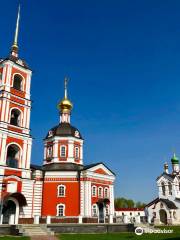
[0,237,29,240]
[59,226,180,240]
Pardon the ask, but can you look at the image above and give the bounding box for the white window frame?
[104,187,109,198]
[47,146,53,157]
[75,147,79,159]
[56,203,65,217]
[98,187,103,198]
[92,185,97,197]
[92,204,98,217]
[57,185,66,197]
[60,145,66,157]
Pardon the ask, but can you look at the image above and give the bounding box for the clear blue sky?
[1,0,180,203]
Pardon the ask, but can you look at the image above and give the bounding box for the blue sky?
[1,0,180,203]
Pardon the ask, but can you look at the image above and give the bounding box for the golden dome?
[58,97,73,113]
[58,77,73,113]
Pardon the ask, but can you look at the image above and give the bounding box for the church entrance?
[159,209,167,225]
[98,203,104,223]
[2,200,16,224]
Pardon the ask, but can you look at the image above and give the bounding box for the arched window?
[6,144,20,168]
[162,182,166,196]
[10,109,21,126]
[13,74,23,91]
[104,188,109,198]
[92,204,97,217]
[47,146,53,158]
[168,182,172,195]
[98,187,103,198]
[92,186,97,197]
[60,146,66,157]
[58,185,66,197]
[75,147,79,159]
[56,204,65,216]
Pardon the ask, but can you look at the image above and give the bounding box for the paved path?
[31,236,59,240]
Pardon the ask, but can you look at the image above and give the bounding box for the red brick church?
[0,7,115,224]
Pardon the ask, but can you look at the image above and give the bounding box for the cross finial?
[64,77,69,99]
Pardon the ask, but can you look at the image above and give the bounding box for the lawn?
[0,237,29,240]
[59,226,180,240]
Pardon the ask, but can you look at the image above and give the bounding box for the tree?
[114,197,146,209]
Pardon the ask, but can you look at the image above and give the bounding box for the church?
[146,154,180,225]
[0,7,115,225]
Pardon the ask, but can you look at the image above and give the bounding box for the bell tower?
[0,6,32,173]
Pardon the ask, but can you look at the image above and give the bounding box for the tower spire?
[11,4,20,57]
[64,77,68,99]
[58,77,73,124]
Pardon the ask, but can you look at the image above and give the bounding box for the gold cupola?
[58,77,73,115]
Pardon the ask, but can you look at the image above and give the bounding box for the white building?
[146,154,180,225]
[115,208,145,224]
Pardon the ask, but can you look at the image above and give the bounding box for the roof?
[83,162,115,175]
[0,55,30,70]
[42,163,83,171]
[156,172,176,181]
[115,208,144,211]
[30,164,42,171]
[45,123,83,140]
[145,197,177,209]
[160,198,178,209]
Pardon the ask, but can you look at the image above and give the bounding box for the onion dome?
[171,153,179,164]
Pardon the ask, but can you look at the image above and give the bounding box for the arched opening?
[10,109,21,126]
[159,209,167,225]
[13,74,23,91]
[98,203,104,223]
[2,200,16,224]
[168,182,172,195]
[161,182,166,196]
[6,144,20,168]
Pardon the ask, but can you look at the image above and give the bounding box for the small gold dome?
[58,98,73,113]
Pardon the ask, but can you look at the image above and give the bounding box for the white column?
[109,185,114,215]
[84,181,91,217]
[0,134,7,165]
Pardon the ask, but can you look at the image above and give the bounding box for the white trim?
[12,72,25,91]
[92,185,97,197]
[60,145,66,158]
[98,186,103,198]
[57,184,66,197]
[56,203,65,217]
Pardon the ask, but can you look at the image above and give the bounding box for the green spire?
[171,153,179,164]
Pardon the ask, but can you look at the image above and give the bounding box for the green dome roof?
[171,153,179,164]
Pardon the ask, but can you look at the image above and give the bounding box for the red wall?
[42,181,80,216]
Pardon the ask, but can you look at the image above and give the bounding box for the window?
[92,204,97,217]
[57,204,65,216]
[47,146,53,157]
[58,185,66,197]
[105,205,109,216]
[13,74,23,91]
[10,109,21,126]
[98,187,103,198]
[168,182,172,195]
[104,188,109,198]
[92,186,97,197]
[6,144,20,168]
[75,147,79,159]
[60,146,66,157]
[162,182,166,196]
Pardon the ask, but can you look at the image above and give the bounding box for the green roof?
[171,153,179,164]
